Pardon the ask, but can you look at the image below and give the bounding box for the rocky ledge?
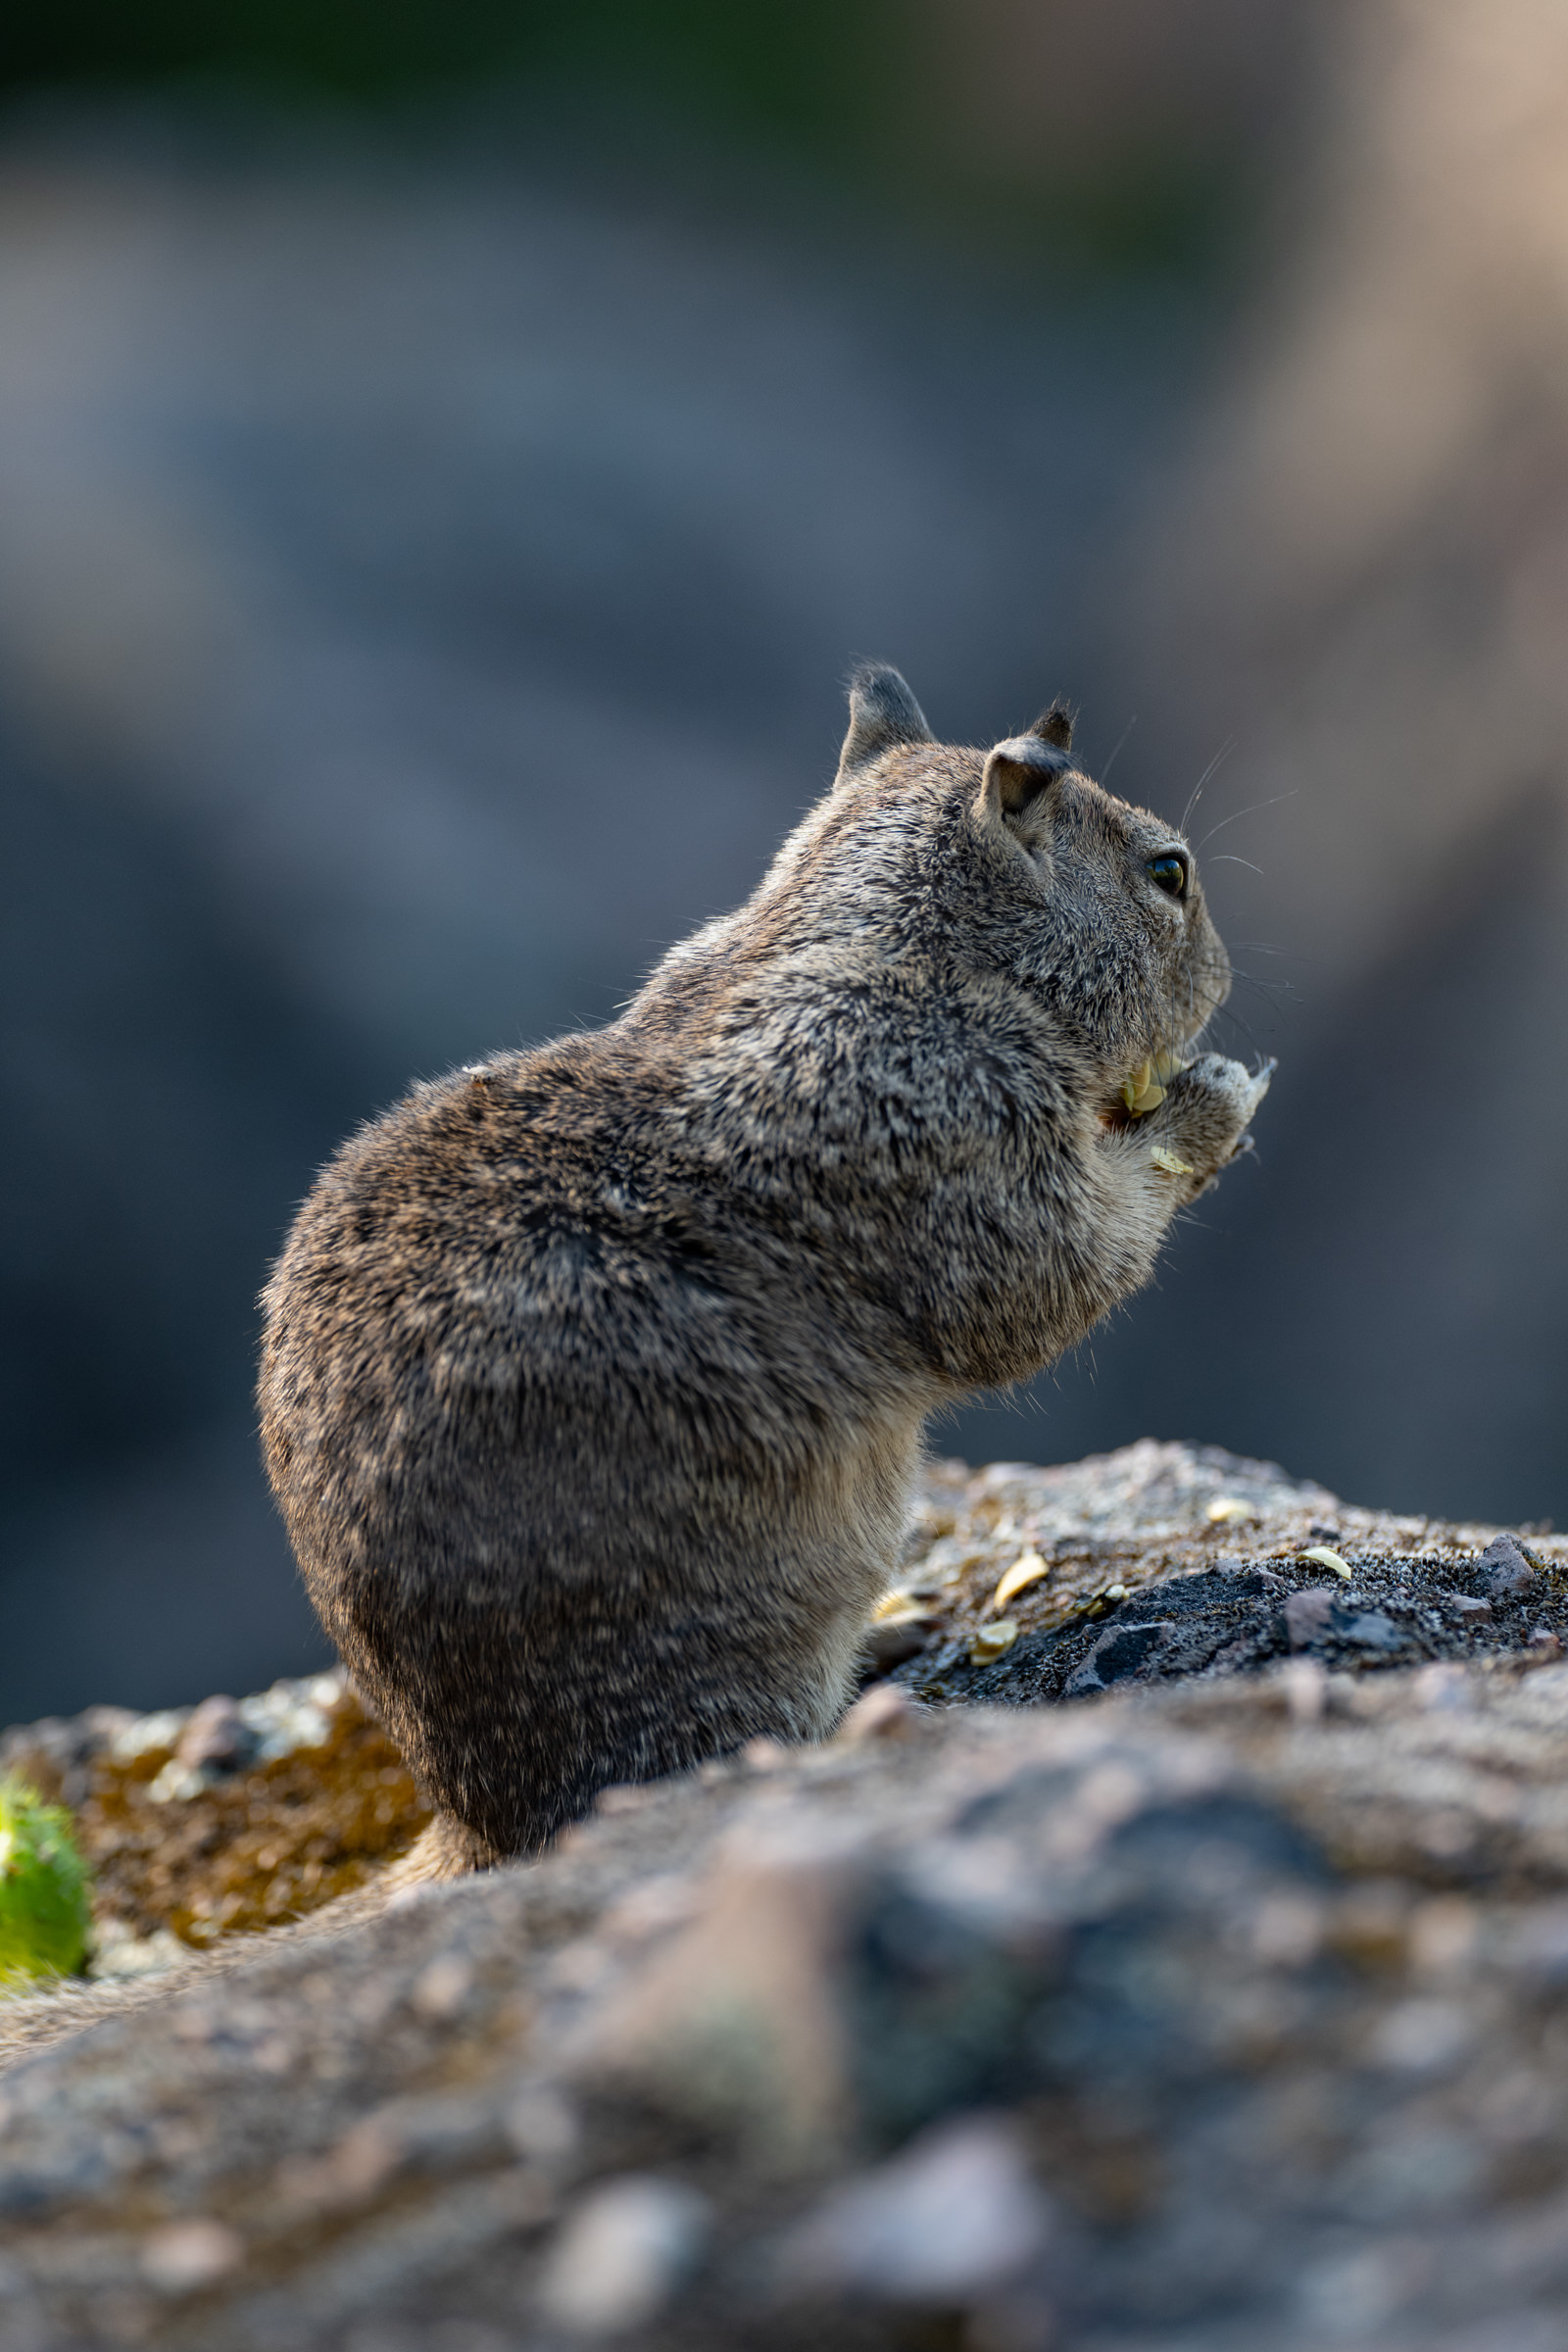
[2,1442,1567,2352]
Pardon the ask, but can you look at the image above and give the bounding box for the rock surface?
[0,1676,427,1977]
[2,1441,1568,2350]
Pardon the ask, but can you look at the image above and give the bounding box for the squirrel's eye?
[1148,854,1188,901]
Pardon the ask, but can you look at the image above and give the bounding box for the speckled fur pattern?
[259,667,1270,1863]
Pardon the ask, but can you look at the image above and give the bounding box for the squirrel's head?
[827,662,1233,1107]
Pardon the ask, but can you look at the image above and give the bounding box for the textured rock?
[0,1678,427,1972]
[1,1441,1567,2349]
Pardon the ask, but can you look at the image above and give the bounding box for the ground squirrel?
[259,666,1271,1869]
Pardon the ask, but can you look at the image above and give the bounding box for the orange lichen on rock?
[9,1687,430,1954]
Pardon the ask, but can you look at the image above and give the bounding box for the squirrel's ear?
[836,662,934,781]
[977,728,1071,827]
[1030,699,1073,753]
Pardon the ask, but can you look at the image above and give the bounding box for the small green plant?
[0,1781,91,1987]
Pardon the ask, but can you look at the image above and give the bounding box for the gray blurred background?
[3,0,1564,1722]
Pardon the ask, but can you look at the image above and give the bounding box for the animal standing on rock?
[259,666,1272,1872]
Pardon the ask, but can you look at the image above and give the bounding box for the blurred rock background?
[1,0,1563,1722]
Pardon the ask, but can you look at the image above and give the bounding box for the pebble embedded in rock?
[411,1955,473,2020]
[1340,1610,1408,1654]
[140,2218,244,2293]
[1063,1618,1176,1695]
[537,2175,710,2335]
[172,1695,252,1776]
[784,2116,1053,2304]
[1478,1535,1543,1599]
[1286,1588,1338,1649]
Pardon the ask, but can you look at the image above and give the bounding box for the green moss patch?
[0,1782,91,1985]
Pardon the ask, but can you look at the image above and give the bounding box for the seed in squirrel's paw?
[1121,1050,1189,1117]
[1150,1147,1194,1176]
[1120,1061,1163,1115]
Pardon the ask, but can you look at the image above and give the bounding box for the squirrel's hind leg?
[382,1811,508,1887]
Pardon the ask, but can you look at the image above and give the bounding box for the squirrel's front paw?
[1154,1054,1274,1187]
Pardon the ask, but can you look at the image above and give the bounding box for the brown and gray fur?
[259,667,1271,1872]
